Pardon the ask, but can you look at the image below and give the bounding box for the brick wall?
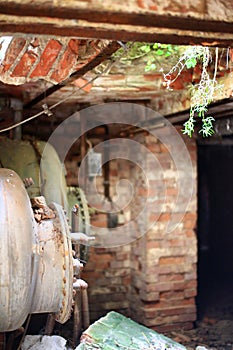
[0,36,109,85]
[65,124,197,331]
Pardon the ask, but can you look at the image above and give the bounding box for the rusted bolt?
[63,264,66,270]
[63,290,66,296]
[63,277,66,284]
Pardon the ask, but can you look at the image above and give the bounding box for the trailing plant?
[112,42,222,137]
[112,42,180,71]
[163,46,221,137]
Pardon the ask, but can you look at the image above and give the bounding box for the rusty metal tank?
[0,169,73,332]
[0,169,37,331]
[31,201,73,324]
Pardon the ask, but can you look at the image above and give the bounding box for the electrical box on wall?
[88,149,102,177]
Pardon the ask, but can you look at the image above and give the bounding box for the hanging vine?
[112,42,224,137]
[164,46,222,137]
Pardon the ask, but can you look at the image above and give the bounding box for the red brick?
[168,238,185,247]
[166,187,178,196]
[184,219,196,229]
[152,322,194,332]
[143,73,162,81]
[186,280,197,288]
[173,281,187,290]
[144,282,173,293]
[143,297,195,310]
[140,291,160,302]
[95,253,113,261]
[51,44,79,82]
[110,261,125,269]
[144,305,196,318]
[184,288,197,298]
[94,247,109,254]
[72,77,92,92]
[159,256,185,265]
[160,306,196,317]
[146,241,161,249]
[137,0,146,8]
[159,273,184,282]
[82,271,102,280]
[149,4,158,10]
[185,229,195,238]
[149,213,160,222]
[157,265,173,274]
[144,312,196,327]
[122,276,131,286]
[11,51,37,77]
[184,212,197,220]
[30,39,62,78]
[0,37,26,74]
[68,39,79,54]
[158,213,171,222]
[137,187,148,196]
[116,253,130,261]
[160,290,184,300]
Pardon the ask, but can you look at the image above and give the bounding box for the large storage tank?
[0,169,73,332]
[0,169,37,331]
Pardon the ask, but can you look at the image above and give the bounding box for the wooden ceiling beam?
[0,0,233,47]
[0,1,233,35]
[0,18,233,48]
[0,5,233,35]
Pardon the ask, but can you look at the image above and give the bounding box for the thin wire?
[0,110,46,133]
[0,74,104,133]
[0,42,132,134]
[213,47,218,82]
[226,47,230,70]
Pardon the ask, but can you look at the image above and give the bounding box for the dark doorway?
[197,139,233,320]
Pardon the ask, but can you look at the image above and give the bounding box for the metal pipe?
[81,288,90,330]
[45,314,56,336]
[73,289,82,345]
[10,98,23,140]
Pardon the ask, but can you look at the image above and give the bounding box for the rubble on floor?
[164,319,233,350]
[21,335,67,350]
[164,287,233,350]
[21,312,187,349]
[21,307,233,350]
[76,311,187,350]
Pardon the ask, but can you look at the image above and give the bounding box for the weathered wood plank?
[0,0,232,24]
[0,15,233,47]
[1,3,233,33]
[0,0,232,45]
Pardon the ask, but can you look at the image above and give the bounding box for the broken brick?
[30,39,62,78]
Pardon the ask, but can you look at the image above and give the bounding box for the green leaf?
[145,63,156,71]
[156,49,164,56]
[161,44,169,49]
[185,57,197,69]
[152,43,159,49]
[140,45,151,53]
